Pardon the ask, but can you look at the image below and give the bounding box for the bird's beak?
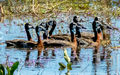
[82,26,86,29]
[100,21,113,29]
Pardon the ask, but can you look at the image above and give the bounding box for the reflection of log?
[93,45,100,64]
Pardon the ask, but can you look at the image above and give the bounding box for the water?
[0,14,120,75]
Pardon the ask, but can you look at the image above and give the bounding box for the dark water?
[0,14,120,75]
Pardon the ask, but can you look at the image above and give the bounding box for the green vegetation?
[59,48,72,75]
[0,0,120,19]
[0,61,19,75]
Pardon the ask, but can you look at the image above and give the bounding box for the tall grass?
[0,0,120,19]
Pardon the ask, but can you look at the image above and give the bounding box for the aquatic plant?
[0,61,19,75]
[59,48,72,75]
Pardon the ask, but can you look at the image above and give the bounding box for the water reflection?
[71,46,81,64]
[43,48,56,58]
[92,44,103,75]
[35,46,44,66]
[24,44,44,66]
[106,47,113,75]
[25,50,30,65]
[92,45,101,64]
[92,41,112,75]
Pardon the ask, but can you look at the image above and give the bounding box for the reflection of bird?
[5,23,37,48]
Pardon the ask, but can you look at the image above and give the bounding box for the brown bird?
[35,24,77,49]
[41,16,105,48]
[5,23,37,48]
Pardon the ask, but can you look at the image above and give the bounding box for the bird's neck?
[46,24,49,30]
[76,26,81,38]
[26,30,32,41]
[43,24,49,39]
[43,32,48,40]
[49,24,56,36]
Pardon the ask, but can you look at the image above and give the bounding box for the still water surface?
[0,14,120,75]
